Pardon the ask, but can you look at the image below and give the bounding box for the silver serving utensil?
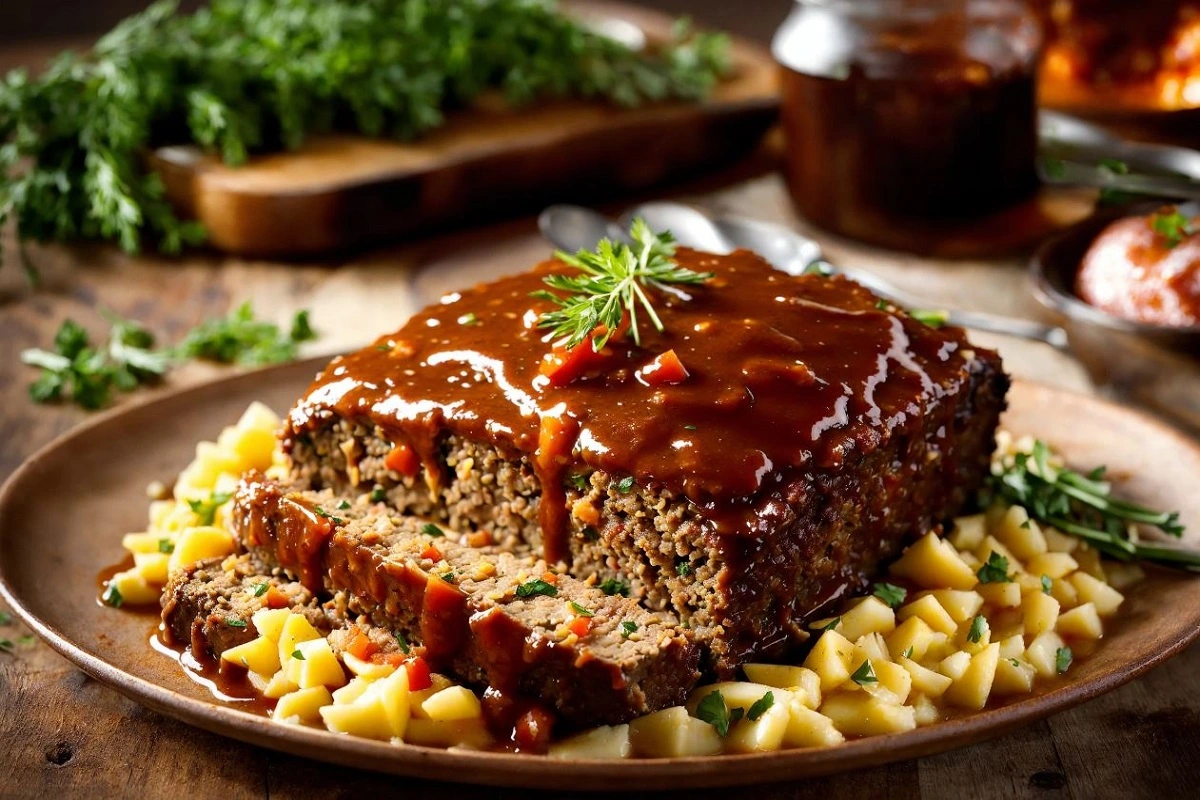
[539,202,1069,350]
[1039,111,1200,200]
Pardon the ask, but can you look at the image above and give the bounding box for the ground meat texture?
[229,476,701,726]
[284,353,1007,674]
[161,553,327,658]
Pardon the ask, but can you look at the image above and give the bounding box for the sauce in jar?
[773,0,1042,250]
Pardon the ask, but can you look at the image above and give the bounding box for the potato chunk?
[820,694,917,737]
[803,631,855,692]
[725,701,791,754]
[897,595,957,636]
[221,635,281,677]
[783,699,844,748]
[420,686,483,722]
[944,643,1000,710]
[1056,602,1103,640]
[1022,590,1060,637]
[1067,572,1124,616]
[548,725,631,759]
[889,532,978,590]
[839,597,896,642]
[274,685,332,724]
[629,707,722,758]
[742,664,821,709]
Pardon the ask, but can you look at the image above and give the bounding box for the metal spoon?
[539,202,1071,351]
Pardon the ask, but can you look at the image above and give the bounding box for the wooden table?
[2,39,1199,800]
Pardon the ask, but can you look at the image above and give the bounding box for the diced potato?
[122,532,168,554]
[258,669,299,699]
[955,615,991,654]
[1072,545,1107,581]
[629,707,722,758]
[928,590,984,623]
[687,682,791,717]
[1022,590,1060,637]
[783,699,844,747]
[889,532,978,590]
[997,634,1025,660]
[897,656,953,698]
[420,686,482,721]
[224,425,278,471]
[839,597,896,642]
[820,694,917,737]
[948,513,987,551]
[975,536,1022,574]
[897,595,958,636]
[977,581,1021,608]
[276,613,323,667]
[342,652,396,680]
[853,633,890,665]
[148,500,175,530]
[1049,577,1079,609]
[291,638,347,690]
[105,569,160,606]
[1057,602,1103,640]
[867,659,912,705]
[1042,527,1078,553]
[409,674,457,719]
[993,656,1036,695]
[1105,562,1145,591]
[236,401,282,436]
[994,505,1048,560]
[886,616,938,661]
[803,631,855,692]
[221,635,281,676]
[274,685,332,724]
[1015,572,1046,596]
[1067,572,1124,616]
[725,701,791,753]
[742,664,822,709]
[548,725,631,759]
[1026,630,1067,679]
[320,668,410,740]
[251,608,291,643]
[332,677,374,706]
[911,693,940,726]
[944,643,1000,710]
[133,552,170,585]
[1025,552,1079,580]
[168,526,235,572]
[938,651,971,681]
[405,718,493,750]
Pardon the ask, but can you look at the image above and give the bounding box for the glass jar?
[773,0,1043,251]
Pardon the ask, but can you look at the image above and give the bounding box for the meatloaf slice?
[161,552,330,658]
[228,475,701,726]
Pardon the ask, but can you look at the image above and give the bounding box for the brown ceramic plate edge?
[3,360,1200,790]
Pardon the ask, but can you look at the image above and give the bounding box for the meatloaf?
[282,247,1009,675]
[228,475,701,725]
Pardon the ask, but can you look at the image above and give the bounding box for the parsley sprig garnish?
[0,0,728,260]
[532,219,713,350]
[989,440,1192,567]
[1151,209,1195,249]
[188,491,232,526]
[22,304,316,409]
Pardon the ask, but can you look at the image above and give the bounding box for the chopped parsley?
[683,424,697,430]
[620,621,637,638]
[802,261,835,277]
[440,572,456,584]
[370,486,387,502]
[17,635,35,646]
[817,617,841,633]
[292,649,305,660]
[599,578,630,597]
[457,313,481,326]
[614,476,635,493]
[1056,646,1073,674]
[746,691,775,722]
[568,472,591,491]
[337,500,351,510]
[1041,574,1053,595]
[872,582,907,609]
[0,639,12,654]
[1152,209,1195,249]
[395,631,411,655]
[0,612,11,625]
[676,561,692,577]
[187,491,232,526]
[157,538,175,554]
[515,579,557,598]
[967,615,987,644]
[102,584,124,608]
[976,552,1011,584]
[421,523,444,537]
[850,660,877,686]
[312,506,344,524]
[569,601,594,618]
[253,582,269,598]
[225,617,248,628]
[901,646,914,659]
[909,309,949,328]
[696,690,741,736]
[1008,657,1023,668]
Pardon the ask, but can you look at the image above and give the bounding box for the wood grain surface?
[1,30,1199,800]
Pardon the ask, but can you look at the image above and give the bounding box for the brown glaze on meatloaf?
[281,249,1008,675]
[229,475,701,726]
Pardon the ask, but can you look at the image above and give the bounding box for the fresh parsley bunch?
[0,0,729,257]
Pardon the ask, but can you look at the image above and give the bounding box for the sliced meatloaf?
[281,248,1009,675]
[228,475,701,726]
[161,552,330,657]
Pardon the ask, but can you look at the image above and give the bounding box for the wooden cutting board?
[151,1,779,258]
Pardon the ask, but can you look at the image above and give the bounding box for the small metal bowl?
[1030,205,1200,433]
